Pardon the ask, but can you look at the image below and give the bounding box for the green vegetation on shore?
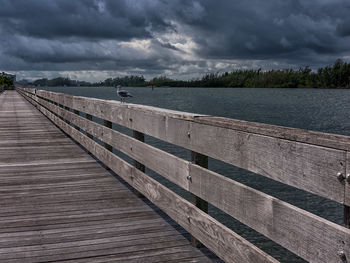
[32,59,350,88]
[32,77,90,87]
[0,75,13,87]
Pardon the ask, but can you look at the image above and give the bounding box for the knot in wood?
[338,250,347,262]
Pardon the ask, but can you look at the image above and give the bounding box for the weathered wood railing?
[17,87,350,263]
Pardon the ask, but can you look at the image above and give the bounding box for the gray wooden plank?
[0,161,101,174]
[0,183,122,196]
[0,189,134,207]
[33,102,277,263]
[0,178,123,193]
[0,90,216,263]
[0,167,107,178]
[0,220,179,249]
[0,235,189,261]
[23,88,350,262]
[0,212,160,234]
[0,215,164,239]
[0,173,112,187]
[345,152,350,206]
[29,87,350,150]
[0,208,156,231]
[189,164,350,263]
[38,101,190,190]
[25,88,346,204]
[0,198,146,216]
[57,246,210,263]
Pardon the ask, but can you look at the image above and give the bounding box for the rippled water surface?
[41,86,350,262]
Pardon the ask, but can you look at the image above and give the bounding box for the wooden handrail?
[20,88,348,203]
[17,87,350,263]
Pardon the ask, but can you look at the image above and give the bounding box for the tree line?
[32,77,90,87]
[32,59,350,88]
[0,75,13,87]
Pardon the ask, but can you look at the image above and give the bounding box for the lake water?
[41,86,350,262]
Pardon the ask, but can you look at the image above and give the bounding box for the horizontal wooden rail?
[30,88,350,150]
[18,88,277,263]
[18,88,350,263]
[21,88,348,204]
[27,94,190,189]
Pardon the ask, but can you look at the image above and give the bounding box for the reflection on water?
[41,86,350,262]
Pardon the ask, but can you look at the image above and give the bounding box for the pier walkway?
[3,88,350,263]
[0,90,215,262]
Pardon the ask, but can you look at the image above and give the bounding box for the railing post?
[104,120,113,170]
[133,130,145,197]
[73,110,80,131]
[85,114,93,139]
[103,120,113,151]
[33,89,38,109]
[190,151,209,248]
[345,155,350,229]
[58,104,64,121]
[53,101,59,117]
[345,205,350,228]
[64,106,70,124]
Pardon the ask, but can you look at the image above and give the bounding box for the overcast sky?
[1,0,350,82]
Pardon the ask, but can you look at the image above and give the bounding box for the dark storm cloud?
[174,0,348,60]
[160,42,181,51]
[0,0,349,80]
[0,0,168,40]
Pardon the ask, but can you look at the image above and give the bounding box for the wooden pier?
[1,88,350,262]
[0,91,218,262]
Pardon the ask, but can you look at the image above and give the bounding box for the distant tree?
[0,75,14,87]
[30,59,350,89]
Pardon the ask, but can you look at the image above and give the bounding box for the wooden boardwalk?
[0,90,217,262]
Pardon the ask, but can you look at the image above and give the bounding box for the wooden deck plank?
[1,238,192,263]
[58,246,212,263]
[0,215,167,238]
[0,220,181,248]
[0,209,158,231]
[0,162,101,174]
[0,91,216,262]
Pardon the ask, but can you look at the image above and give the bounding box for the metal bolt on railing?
[346,174,350,184]
[338,250,347,263]
[337,172,345,182]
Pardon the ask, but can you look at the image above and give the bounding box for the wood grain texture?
[28,88,350,150]
[85,113,93,139]
[188,121,346,203]
[56,246,214,263]
[189,164,350,263]
[25,94,277,263]
[23,95,190,190]
[345,152,350,207]
[133,130,145,197]
[194,116,350,151]
[3,90,217,263]
[21,88,347,203]
[345,205,350,229]
[103,119,113,152]
[190,151,209,248]
[19,87,350,262]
